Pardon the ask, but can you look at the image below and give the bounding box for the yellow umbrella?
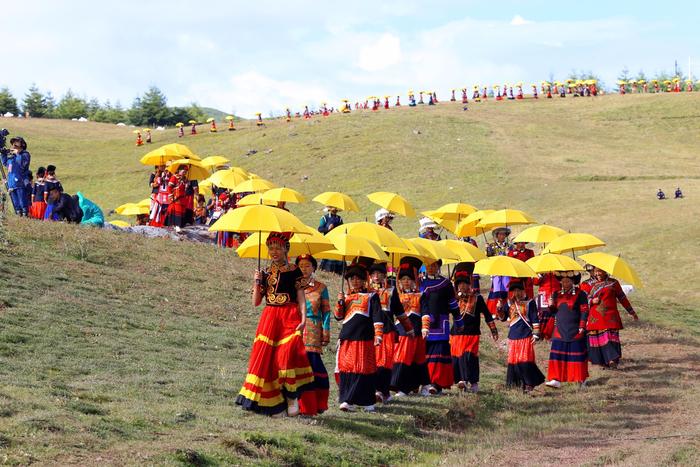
[367,191,415,217]
[389,238,436,267]
[206,117,215,123]
[262,187,306,204]
[237,193,276,207]
[406,237,458,263]
[140,144,200,166]
[225,115,235,121]
[208,168,250,189]
[198,178,213,197]
[317,233,388,262]
[327,222,409,254]
[477,209,536,228]
[232,177,278,194]
[167,159,210,181]
[137,198,151,208]
[454,219,492,238]
[132,129,141,134]
[425,202,478,220]
[160,143,198,159]
[526,254,584,273]
[312,191,360,212]
[109,220,131,228]
[543,233,605,254]
[422,211,460,235]
[188,119,197,124]
[237,230,334,258]
[512,225,568,244]
[473,256,536,278]
[440,239,486,264]
[578,252,642,287]
[209,204,311,269]
[200,155,231,168]
[175,122,184,127]
[116,203,150,216]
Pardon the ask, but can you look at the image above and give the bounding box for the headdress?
[295,254,317,270]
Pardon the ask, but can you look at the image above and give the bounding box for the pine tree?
[55,89,88,119]
[140,86,169,125]
[0,87,19,115]
[22,84,49,117]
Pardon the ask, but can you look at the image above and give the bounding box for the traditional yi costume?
[485,227,513,319]
[236,233,314,416]
[505,281,545,391]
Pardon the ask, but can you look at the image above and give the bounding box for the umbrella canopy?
[198,179,213,197]
[312,191,360,212]
[137,198,151,207]
[440,239,486,264]
[477,209,536,228]
[237,230,334,258]
[327,222,409,254]
[232,177,278,194]
[139,143,200,166]
[167,159,210,180]
[473,256,536,278]
[175,122,184,127]
[513,224,568,244]
[206,117,215,123]
[262,187,306,204]
[454,219,491,238]
[367,192,415,217]
[208,168,250,189]
[526,254,584,273]
[423,202,477,220]
[406,237,458,263]
[317,233,388,261]
[209,204,310,234]
[200,155,231,168]
[188,119,197,124]
[422,211,460,235]
[225,115,235,121]
[237,193,277,207]
[579,252,642,287]
[116,203,149,216]
[109,220,131,228]
[543,233,605,254]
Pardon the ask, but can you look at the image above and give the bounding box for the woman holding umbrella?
[165,166,189,228]
[545,271,589,388]
[236,232,313,417]
[586,267,638,369]
[505,281,545,393]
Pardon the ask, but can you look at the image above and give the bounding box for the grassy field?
[1,93,699,465]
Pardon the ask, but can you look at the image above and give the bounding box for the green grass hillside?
[1,94,699,465]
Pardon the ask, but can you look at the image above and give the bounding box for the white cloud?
[510,15,533,26]
[357,33,402,72]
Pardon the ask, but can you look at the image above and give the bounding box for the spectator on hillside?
[657,188,666,200]
[675,187,684,199]
[43,165,64,220]
[1,136,31,216]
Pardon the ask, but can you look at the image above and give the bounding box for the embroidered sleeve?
[321,286,331,344]
[613,280,634,314]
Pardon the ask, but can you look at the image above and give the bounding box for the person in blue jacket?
[1,136,31,216]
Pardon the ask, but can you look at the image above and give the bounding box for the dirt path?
[488,322,700,466]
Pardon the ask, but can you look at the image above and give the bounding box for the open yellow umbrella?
[406,237,458,263]
[327,222,409,254]
[513,225,568,244]
[208,168,250,189]
[237,230,334,258]
[188,119,197,124]
[237,193,277,207]
[232,177,278,194]
[137,198,151,208]
[312,191,360,212]
[116,203,150,216]
[225,115,235,121]
[473,256,536,278]
[526,254,584,273]
[454,219,492,238]
[206,117,215,123]
[477,209,536,228]
[440,239,486,264]
[422,211,460,236]
[109,220,131,228]
[262,187,306,204]
[200,155,231,169]
[167,159,210,180]
[389,238,436,267]
[578,252,642,287]
[198,178,213,197]
[140,144,200,166]
[317,233,388,262]
[423,202,477,220]
[367,191,415,217]
[543,233,605,254]
[175,122,184,127]
[209,204,311,269]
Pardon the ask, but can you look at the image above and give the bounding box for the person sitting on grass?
[194,194,207,225]
[675,187,683,199]
[657,188,666,200]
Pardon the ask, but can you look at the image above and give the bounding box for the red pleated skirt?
[450,334,480,357]
[338,339,376,375]
[393,335,426,366]
[236,304,314,415]
[507,337,536,364]
[29,201,47,220]
[375,331,396,369]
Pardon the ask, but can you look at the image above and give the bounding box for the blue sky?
[5,0,700,117]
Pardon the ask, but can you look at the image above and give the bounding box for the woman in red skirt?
[236,232,314,417]
[586,267,638,369]
[335,263,383,412]
[545,272,589,388]
[505,281,545,393]
[534,272,560,340]
[390,259,425,397]
[29,166,47,220]
[451,268,498,393]
[296,254,331,416]
[165,166,188,228]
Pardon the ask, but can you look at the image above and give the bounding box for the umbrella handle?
[257,230,261,272]
[340,261,346,293]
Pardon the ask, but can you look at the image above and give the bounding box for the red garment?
[507,337,536,364]
[375,331,396,369]
[337,340,376,374]
[29,201,47,220]
[450,334,479,357]
[586,278,634,331]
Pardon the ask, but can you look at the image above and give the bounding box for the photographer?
[1,136,31,216]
